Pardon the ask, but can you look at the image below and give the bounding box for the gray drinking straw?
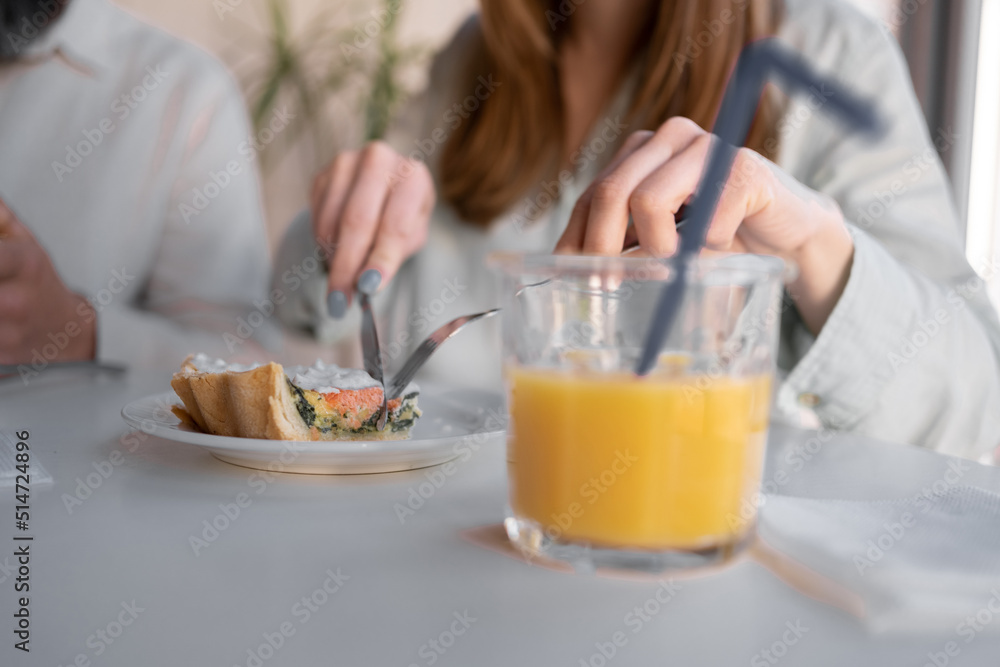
[634,39,885,376]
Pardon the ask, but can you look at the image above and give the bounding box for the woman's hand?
[0,200,95,364]
[555,117,855,334]
[310,141,435,317]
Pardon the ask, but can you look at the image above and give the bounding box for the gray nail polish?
[357,269,382,296]
[327,291,347,319]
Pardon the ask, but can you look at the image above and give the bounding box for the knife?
[357,269,388,431]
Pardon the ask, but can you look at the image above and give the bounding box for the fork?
[385,309,500,401]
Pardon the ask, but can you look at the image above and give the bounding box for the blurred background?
[114,0,1000,305]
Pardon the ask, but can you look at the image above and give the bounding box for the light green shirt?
[276,0,1000,461]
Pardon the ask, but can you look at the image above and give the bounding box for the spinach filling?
[288,380,322,430]
[287,379,420,435]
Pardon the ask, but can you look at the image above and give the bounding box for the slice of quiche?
[170,354,420,441]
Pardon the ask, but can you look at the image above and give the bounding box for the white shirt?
[277,0,1000,461]
[0,0,272,369]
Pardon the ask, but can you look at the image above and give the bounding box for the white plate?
[121,385,506,474]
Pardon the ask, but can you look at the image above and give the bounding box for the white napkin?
[0,431,52,487]
[757,487,1000,635]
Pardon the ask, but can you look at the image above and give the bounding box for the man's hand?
[0,200,96,364]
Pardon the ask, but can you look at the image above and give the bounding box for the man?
[0,0,272,375]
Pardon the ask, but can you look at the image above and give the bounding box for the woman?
[275,0,1000,460]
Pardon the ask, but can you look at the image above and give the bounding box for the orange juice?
[507,367,771,550]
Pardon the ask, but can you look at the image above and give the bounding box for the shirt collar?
[21,0,116,76]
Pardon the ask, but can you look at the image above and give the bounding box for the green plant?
[244,0,425,167]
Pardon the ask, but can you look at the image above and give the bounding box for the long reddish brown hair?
[439,0,785,226]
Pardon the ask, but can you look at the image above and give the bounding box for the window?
[967,0,1000,305]
[848,0,1000,305]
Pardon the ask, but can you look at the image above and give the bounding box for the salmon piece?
[319,388,404,430]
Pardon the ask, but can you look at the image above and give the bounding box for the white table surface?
[2,369,1000,667]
